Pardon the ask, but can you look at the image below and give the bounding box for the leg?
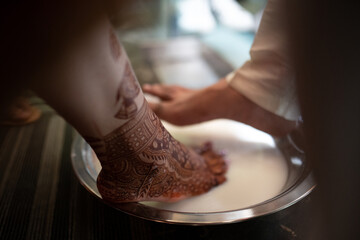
[32,16,227,203]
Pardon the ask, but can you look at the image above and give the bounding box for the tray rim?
[71,133,315,225]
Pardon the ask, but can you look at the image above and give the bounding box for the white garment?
[226,0,300,121]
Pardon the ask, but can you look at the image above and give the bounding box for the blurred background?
[111,0,266,88]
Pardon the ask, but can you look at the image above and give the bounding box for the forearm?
[207,79,296,137]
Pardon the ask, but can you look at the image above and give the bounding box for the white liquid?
[90,119,289,213]
[142,120,288,212]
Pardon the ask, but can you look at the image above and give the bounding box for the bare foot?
[143,79,296,137]
[85,102,227,203]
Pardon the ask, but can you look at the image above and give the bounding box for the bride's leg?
[32,16,227,203]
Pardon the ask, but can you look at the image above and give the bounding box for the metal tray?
[71,119,315,225]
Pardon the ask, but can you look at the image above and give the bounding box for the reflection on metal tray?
[71,119,315,225]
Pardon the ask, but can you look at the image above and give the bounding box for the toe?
[215,175,227,185]
[210,160,228,175]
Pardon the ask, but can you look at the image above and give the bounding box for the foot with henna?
[31,15,227,204]
[87,101,227,203]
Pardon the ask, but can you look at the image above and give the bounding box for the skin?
[143,80,296,137]
[87,102,227,203]
[0,96,41,125]
[31,16,227,204]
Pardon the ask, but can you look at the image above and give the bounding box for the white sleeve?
[226,0,300,121]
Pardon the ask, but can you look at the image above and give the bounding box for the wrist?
[216,79,296,136]
[211,79,252,123]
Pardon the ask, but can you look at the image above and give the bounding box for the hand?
[142,79,236,126]
[143,79,296,137]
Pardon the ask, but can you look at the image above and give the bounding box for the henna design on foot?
[115,62,141,119]
[86,33,226,203]
[85,102,227,203]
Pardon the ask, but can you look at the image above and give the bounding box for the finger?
[143,84,191,101]
[142,84,173,101]
[148,101,164,117]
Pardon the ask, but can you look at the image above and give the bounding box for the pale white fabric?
[226,0,300,121]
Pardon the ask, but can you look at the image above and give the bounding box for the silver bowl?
[71,120,314,225]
